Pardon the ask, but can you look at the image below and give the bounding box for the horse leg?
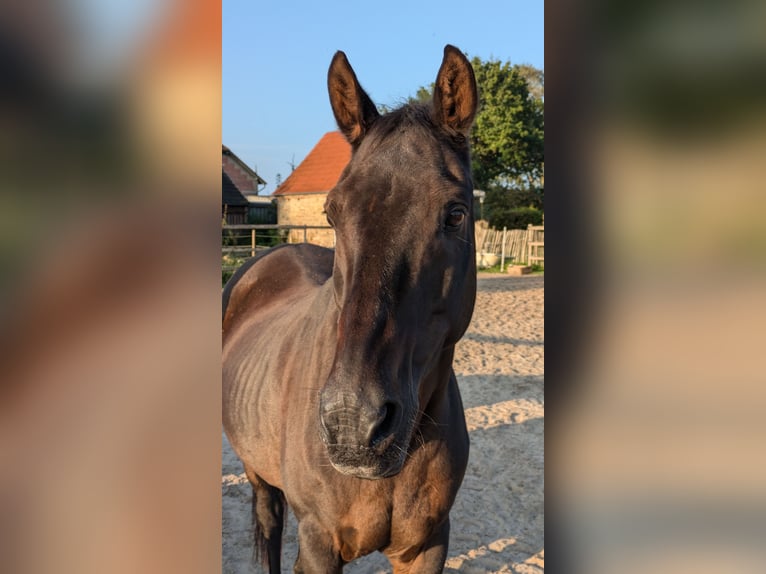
[245,468,285,574]
[387,519,450,574]
[293,516,342,574]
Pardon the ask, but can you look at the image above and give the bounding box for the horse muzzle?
[324,443,406,479]
[319,392,408,479]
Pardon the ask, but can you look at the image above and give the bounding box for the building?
[222,145,275,224]
[271,131,350,247]
[222,171,249,224]
[222,145,267,196]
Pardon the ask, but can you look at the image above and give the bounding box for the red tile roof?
[272,132,350,196]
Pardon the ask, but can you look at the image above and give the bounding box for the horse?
[222,45,478,574]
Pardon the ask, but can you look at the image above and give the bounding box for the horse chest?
[337,497,445,564]
[335,506,392,562]
[330,453,455,561]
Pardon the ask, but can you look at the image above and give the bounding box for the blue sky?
[223,0,544,195]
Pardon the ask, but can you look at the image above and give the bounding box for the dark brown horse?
[223,45,478,573]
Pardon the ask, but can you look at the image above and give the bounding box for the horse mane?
[364,102,469,152]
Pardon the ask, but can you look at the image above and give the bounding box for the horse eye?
[445,208,466,230]
[324,206,336,227]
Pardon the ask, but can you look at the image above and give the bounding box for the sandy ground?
[222,274,544,573]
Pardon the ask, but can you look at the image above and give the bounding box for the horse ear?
[328,51,380,146]
[433,45,478,136]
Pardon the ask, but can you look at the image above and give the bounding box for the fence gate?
[475,222,544,269]
[526,225,544,267]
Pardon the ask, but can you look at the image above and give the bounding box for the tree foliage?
[513,64,544,101]
[488,205,544,230]
[469,56,544,191]
[484,184,543,229]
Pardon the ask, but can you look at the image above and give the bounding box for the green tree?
[484,184,543,229]
[469,56,544,191]
[514,64,544,101]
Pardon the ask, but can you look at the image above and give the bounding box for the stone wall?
[275,193,334,247]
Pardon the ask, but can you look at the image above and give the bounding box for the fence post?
[500,227,507,272]
[251,229,256,258]
[526,224,532,265]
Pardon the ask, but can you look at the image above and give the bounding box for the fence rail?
[223,223,543,276]
[222,224,333,273]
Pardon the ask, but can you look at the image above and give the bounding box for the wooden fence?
[223,223,544,275]
[222,224,332,272]
[475,223,544,269]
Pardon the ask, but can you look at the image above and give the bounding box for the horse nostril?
[367,401,399,447]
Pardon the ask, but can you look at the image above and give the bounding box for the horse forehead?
[364,127,449,168]
[343,139,467,204]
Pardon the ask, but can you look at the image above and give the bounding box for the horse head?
[318,46,478,479]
